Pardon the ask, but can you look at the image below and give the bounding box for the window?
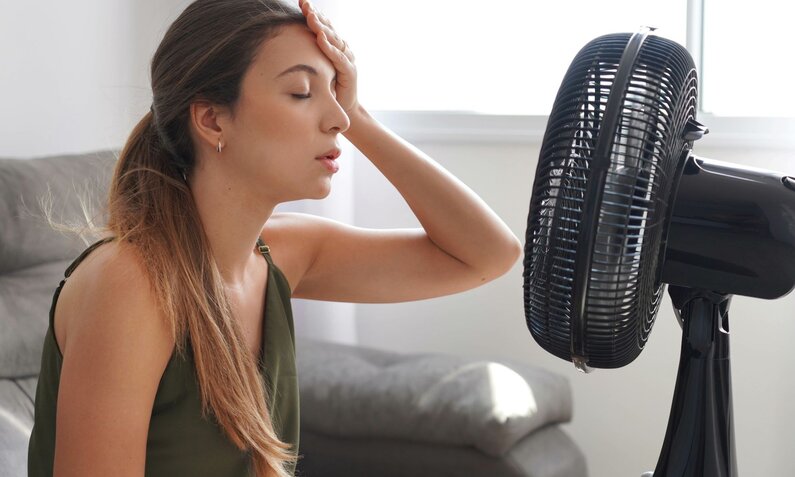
[701,0,795,117]
[318,0,687,115]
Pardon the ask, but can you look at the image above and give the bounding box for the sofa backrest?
[0,150,118,378]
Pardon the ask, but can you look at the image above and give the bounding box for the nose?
[323,95,351,134]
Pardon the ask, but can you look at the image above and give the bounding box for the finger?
[320,27,355,62]
[307,10,334,34]
[305,1,335,29]
[300,0,312,19]
[303,2,337,37]
[318,31,354,66]
[302,3,354,61]
[309,12,348,53]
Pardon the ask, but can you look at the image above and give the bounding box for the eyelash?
[292,93,312,100]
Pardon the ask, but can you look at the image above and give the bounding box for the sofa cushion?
[0,150,117,275]
[296,339,573,457]
[0,260,71,379]
[0,377,37,477]
[0,151,116,379]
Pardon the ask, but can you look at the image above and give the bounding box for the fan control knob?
[784,176,795,192]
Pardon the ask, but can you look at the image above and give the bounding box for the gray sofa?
[0,150,587,476]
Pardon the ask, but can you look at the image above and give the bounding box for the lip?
[315,147,341,160]
[317,157,340,173]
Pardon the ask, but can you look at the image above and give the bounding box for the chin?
[315,187,332,200]
[307,182,332,200]
[322,176,335,194]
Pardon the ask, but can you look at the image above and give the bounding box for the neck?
[188,159,276,286]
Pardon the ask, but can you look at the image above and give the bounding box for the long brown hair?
[107,1,305,475]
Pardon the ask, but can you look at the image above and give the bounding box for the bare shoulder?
[56,238,172,359]
[53,238,174,475]
[259,212,334,293]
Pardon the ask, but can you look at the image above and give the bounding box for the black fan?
[523,28,795,476]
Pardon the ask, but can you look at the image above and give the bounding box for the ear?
[189,100,227,151]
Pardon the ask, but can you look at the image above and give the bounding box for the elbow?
[511,235,524,262]
[504,235,524,272]
[479,234,523,282]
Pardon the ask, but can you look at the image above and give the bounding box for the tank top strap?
[64,236,116,278]
[255,237,272,262]
[255,237,292,294]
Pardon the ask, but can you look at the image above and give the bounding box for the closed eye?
[292,93,312,99]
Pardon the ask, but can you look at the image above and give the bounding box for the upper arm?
[265,213,518,303]
[53,243,173,477]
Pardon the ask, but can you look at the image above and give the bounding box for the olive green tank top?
[27,236,300,476]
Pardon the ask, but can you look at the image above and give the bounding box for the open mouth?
[315,147,341,173]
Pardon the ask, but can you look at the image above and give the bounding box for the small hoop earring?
[216,139,223,153]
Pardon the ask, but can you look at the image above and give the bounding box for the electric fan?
[523,27,795,476]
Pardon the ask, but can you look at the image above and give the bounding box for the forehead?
[250,24,336,82]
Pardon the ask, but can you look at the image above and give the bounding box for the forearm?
[343,105,522,275]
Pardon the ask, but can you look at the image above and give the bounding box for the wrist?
[343,103,373,139]
[346,102,369,122]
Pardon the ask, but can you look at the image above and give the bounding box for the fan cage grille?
[524,34,698,368]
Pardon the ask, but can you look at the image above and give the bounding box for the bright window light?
[318,0,687,114]
[701,0,795,117]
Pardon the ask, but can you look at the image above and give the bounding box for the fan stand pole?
[644,285,738,476]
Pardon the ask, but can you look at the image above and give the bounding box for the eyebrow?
[275,64,336,82]
[276,64,317,78]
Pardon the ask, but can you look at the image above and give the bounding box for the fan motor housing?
[661,155,795,299]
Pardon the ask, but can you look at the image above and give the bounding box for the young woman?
[27,0,522,476]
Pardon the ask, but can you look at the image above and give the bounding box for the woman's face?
[218,23,350,202]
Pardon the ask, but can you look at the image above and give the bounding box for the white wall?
[351,130,795,476]
[0,0,189,157]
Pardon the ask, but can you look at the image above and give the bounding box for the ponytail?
[107,110,296,476]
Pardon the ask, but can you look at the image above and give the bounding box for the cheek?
[256,100,311,141]
[235,96,314,171]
